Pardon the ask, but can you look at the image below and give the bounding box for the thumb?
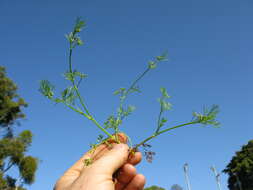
[90,144,129,175]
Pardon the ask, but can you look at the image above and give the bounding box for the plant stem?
[90,117,113,138]
[157,121,197,135]
[155,106,163,134]
[69,48,73,72]
[73,84,91,115]
[67,43,112,138]
[3,162,14,173]
[64,103,88,117]
[117,67,151,121]
[64,103,113,138]
[135,121,197,149]
[68,43,91,116]
[126,67,150,95]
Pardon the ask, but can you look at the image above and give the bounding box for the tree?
[171,184,183,190]
[0,66,38,190]
[0,66,27,137]
[144,185,166,190]
[223,139,253,190]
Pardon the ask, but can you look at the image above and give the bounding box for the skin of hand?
[54,134,146,190]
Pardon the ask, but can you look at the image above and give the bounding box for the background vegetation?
[0,66,38,190]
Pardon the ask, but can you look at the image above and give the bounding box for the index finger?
[61,133,128,178]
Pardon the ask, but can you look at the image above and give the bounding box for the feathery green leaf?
[39,80,55,99]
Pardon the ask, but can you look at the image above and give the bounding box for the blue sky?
[0,0,251,189]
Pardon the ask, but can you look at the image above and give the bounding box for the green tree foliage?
[223,140,253,190]
[0,66,27,136]
[0,66,38,190]
[144,185,166,190]
[171,184,183,190]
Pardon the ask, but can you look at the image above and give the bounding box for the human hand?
[54,134,146,190]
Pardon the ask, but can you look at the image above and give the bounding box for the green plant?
[223,140,253,190]
[0,66,38,190]
[39,18,220,163]
[144,185,166,190]
[0,66,27,137]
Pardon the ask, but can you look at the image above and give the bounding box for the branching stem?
[135,121,197,149]
[40,19,219,164]
[3,162,14,173]
[68,43,90,116]
[126,67,150,95]
[117,67,151,121]
[64,103,113,138]
[73,84,91,116]
[67,42,112,138]
[155,106,163,134]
